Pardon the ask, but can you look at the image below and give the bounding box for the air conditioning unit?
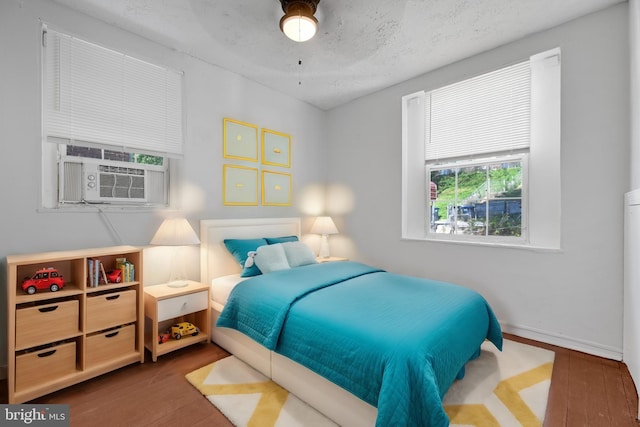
[59,157,168,206]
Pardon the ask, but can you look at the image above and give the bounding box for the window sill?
[38,205,171,214]
[401,236,562,253]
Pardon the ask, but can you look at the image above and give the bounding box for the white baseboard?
[501,322,623,361]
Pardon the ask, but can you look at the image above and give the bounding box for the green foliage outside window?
[133,154,164,165]
[429,161,522,237]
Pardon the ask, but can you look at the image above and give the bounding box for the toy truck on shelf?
[171,322,199,340]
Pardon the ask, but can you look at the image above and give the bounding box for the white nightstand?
[317,256,349,263]
[144,281,211,362]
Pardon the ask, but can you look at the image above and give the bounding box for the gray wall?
[0,0,631,374]
[0,0,327,370]
[326,4,630,359]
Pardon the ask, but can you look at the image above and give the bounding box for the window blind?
[44,28,184,157]
[425,60,530,162]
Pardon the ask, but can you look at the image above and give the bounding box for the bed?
[200,217,502,427]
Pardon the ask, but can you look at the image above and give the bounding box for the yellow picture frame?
[223,118,259,162]
[262,170,292,206]
[261,128,291,168]
[223,165,259,206]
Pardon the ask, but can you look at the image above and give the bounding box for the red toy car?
[22,268,64,294]
[158,331,170,344]
[106,269,122,283]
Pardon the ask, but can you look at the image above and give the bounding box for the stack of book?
[87,258,108,287]
[87,258,135,287]
[116,257,135,282]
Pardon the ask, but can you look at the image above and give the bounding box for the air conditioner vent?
[98,170,145,200]
[98,165,145,176]
[62,162,82,202]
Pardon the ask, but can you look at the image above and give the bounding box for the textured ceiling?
[51,0,624,110]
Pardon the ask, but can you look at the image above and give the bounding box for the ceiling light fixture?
[280,0,320,42]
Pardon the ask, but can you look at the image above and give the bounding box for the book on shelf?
[100,263,108,285]
[116,257,135,282]
[88,258,103,287]
[95,258,101,285]
[88,258,127,287]
[88,258,100,287]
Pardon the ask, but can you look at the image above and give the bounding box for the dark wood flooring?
[507,334,639,427]
[1,334,638,426]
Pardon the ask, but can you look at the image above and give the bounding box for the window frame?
[401,47,561,250]
[40,24,182,210]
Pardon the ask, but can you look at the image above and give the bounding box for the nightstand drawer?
[86,324,135,368]
[16,300,79,350]
[157,291,208,322]
[16,341,76,391]
[86,290,137,333]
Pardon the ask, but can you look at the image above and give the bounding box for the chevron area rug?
[443,339,554,427]
[186,355,338,427]
[186,339,554,427]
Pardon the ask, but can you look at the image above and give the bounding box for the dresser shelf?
[6,246,145,404]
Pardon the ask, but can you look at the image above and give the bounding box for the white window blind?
[44,28,184,157]
[425,60,530,162]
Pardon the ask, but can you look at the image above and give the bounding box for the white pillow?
[282,241,318,267]
[254,244,290,274]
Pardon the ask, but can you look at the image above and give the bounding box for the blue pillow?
[223,238,268,277]
[265,235,299,244]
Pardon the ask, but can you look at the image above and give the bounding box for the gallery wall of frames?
[222,118,292,206]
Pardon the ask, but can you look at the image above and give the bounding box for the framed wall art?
[262,170,292,206]
[262,128,291,168]
[223,164,259,206]
[223,118,259,162]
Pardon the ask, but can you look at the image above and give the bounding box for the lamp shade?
[280,0,319,42]
[310,216,338,235]
[150,218,200,246]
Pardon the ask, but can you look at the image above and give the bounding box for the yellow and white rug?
[443,339,554,427]
[186,339,554,427]
[186,355,338,427]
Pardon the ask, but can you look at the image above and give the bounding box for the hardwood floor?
[2,344,235,427]
[506,334,640,427]
[1,334,638,426]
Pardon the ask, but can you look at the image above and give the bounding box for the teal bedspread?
[217,261,502,427]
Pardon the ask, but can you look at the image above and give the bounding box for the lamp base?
[167,281,189,288]
[318,234,331,258]
[165,246,190,288]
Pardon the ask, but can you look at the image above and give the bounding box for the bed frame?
[200,218,377,427]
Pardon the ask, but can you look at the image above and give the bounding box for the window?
[429,156,525,238]
[41,26,183,208]
[402,48,561,248]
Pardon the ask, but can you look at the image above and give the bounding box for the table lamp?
[310,216,339,258]
[150,218,200,287]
